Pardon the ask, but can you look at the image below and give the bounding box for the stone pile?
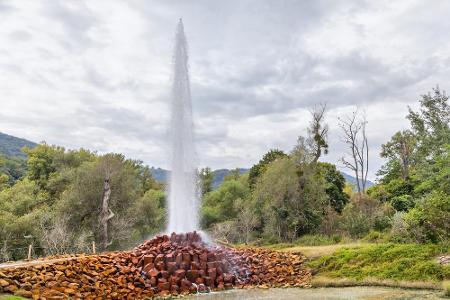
[0,232,311,299]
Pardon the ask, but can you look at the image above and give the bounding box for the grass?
[307,243,450,282]
[311,276,442,290]
[443,280,450,296]
[279,243,371,258]
[0,295,27,300]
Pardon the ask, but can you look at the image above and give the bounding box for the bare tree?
[235,200,258,244]
[339,110,369,193]
[99,176,115,250]
[39,216,71,255]
[307,103,329,162]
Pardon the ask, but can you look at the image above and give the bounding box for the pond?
[188,287,445,300]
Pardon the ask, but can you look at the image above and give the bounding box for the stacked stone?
[131,232,246,294]
[0,232,311,299]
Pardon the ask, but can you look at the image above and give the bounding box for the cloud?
[0,0,449,180]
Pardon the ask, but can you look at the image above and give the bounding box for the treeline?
[0,147,165,261]
[200,87,449,245]
[0,86,448,261]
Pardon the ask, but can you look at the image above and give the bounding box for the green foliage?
[0,154,27,186]
[318,162,349,213]
[201,179,250,228]
[248,149,287,189]
[0,144,164,260]
[295,234,342,246]
[252,154,327,241]
[390,195,414,212]
[340,194,394,238]
[309,243,450,282]
[402,191,450,243]
[199,167,214,196]
[131,189,165,238]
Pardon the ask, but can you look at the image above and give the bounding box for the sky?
[1,0,450,180]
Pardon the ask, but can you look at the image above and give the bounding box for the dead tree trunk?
[99,178,115,250]
[339,110,369,193]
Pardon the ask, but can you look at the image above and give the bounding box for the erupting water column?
[167,19,199,233]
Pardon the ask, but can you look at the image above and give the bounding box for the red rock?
[148,268,160,278]
[199,253,208,262]
[195,277,204,285]
[174,269,185,278]
[185,270,199,282]
[143,255,155,266]
[166,262,177,274]
[180,279,191,289]
[175,253,183,265]
[160,270,169,279]
[207,253,216,261]
[198,283,208,293]
[208,268,217,280]
[182,253,191,264]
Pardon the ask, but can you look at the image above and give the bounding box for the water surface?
[189,287,444,300]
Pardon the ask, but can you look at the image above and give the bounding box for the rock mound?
[0,232,311,299]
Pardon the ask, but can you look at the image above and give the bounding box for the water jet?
[167,19,199,233]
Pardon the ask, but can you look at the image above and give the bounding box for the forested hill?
[0,132,373,188]
[150,167,373,190]
[0,132,37,157]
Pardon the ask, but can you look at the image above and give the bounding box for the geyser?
[167,19,199,233]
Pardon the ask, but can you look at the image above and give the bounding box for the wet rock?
[0,231,311,299]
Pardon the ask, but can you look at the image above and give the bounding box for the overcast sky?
[1,0,449,180]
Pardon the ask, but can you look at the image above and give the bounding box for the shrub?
[403,191,450,243]
[391,195,415,212]
[295,234,341,246]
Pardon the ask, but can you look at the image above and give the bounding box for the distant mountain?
[0,132,37,158]
[149,168,249,189]
[149,167,373,190]
[341,172,374,188]
[150,167,169,183]
[210,168,249,189]
[0,132,374,189]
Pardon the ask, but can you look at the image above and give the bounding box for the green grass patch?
[0,295,28,300]
[308,243,450,282]
[295,234,342,246]
[443,280,450,296]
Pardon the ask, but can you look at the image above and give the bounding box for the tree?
[381,130,416,180]
[248,149,287,189]
[224,168,242,182]
[253,151,327,242]
[307,103,329,162]
[318,162,349,213]
[407,86,450,158]
[199,167,214,196]
[201,179,250,228]
[57,154,142,251]
[339,110,369,193]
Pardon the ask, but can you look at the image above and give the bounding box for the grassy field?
[307,243,449,282]
[271,240,450,292]
[0,295,27,300]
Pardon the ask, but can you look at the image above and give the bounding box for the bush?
[340,194,394,238]
[391,195,415,212]
[362,231,386,243]
[295,234,341,246]
[403,191,450,243]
